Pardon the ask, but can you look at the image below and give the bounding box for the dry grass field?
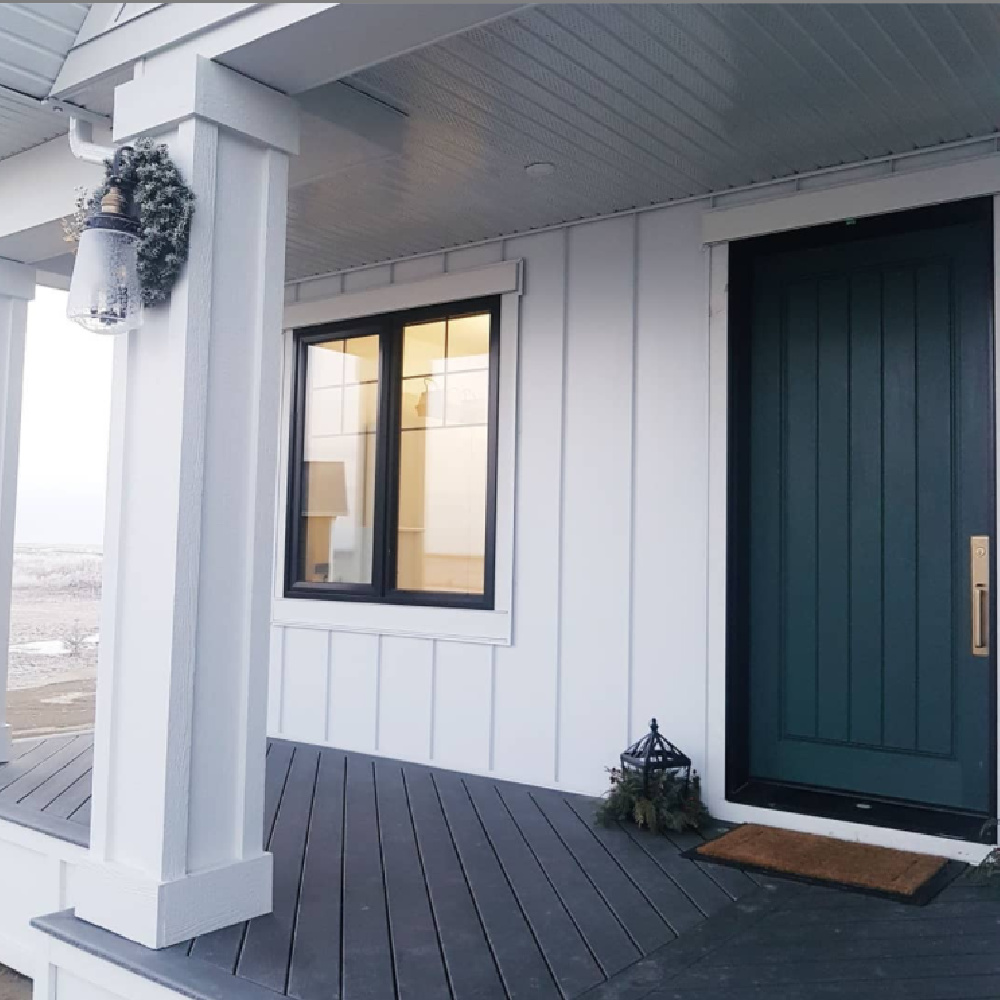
[0,966,28,1000]
[7,545,99,738]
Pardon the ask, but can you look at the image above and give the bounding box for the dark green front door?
[742,206,995,815]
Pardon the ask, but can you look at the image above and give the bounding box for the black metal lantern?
[620,718,692,795]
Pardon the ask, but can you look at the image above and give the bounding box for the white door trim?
[703,152,1000,245]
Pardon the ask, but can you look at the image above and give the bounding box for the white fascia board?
[74,4,167,47]
[50,3,268,99]
[53,3,527,102]
[0,135,103,241]
[217,4,530,96]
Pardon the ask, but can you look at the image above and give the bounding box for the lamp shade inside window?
[67,225,142,334]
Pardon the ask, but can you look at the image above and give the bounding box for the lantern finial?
[620,717,691,795]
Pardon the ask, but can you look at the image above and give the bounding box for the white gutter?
[68,118,114,165]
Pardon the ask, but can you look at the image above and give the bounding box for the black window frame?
[285,295,501,610]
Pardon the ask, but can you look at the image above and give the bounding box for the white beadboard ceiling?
[285,3,1000,280]
[0,3,90,159]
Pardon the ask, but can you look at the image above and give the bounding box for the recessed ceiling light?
[525,161,555,177]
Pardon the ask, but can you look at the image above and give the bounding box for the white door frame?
[702,167,1000,863]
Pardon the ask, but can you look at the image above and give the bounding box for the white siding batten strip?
[627,213,639,746]
[554,226,570,785]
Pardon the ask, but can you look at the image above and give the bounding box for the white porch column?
[74,56,297,949]
[0,260,34,763]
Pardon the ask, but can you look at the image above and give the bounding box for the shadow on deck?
[7,736,1000,999]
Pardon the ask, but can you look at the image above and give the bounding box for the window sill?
[271,597,512,645]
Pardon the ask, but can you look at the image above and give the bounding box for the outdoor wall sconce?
[621,718,692,795]
[67,146,142,335]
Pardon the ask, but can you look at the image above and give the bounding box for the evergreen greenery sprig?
[596,766,710,835]
[64,138,195,307]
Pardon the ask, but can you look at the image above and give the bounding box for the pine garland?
[65,138,195,307]
[596,766,710,835]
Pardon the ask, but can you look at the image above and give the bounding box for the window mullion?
[370,324,391,600]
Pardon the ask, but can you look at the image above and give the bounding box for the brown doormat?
[690,824,961,904]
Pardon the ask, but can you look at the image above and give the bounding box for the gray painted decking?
[0,733,92,846]
[10,737,1000,1000]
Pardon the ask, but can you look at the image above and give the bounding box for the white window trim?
[273,259,521,645]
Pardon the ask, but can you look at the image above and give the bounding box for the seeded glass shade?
[67,226,142,334]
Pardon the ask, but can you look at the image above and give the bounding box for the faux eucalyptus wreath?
[65,138,195,307]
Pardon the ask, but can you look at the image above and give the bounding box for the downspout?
[68,117,115,164]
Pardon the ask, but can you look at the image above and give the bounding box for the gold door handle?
[972,536,990,657]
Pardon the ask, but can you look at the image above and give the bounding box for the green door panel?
[744,218,994,814]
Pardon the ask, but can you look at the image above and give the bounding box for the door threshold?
[729,780,995,845]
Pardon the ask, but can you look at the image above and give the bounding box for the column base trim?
[73,852,273,949]
[0,724,11,763]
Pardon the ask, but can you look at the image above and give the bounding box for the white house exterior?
[1,3,1000,998]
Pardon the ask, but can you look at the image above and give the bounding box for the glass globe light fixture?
[67,147,142,334]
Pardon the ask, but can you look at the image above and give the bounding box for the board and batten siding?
[270,201,710,796]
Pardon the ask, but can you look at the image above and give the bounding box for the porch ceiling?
[0,3,91,159]
[285,3,1000,280]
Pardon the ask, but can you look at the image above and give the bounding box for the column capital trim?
[0,259,35,301]
[114,55,299,154]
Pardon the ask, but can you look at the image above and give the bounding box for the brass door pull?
[971,536,990,657]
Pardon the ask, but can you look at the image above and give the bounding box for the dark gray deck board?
[341,753,396,1000]
[572,807,710,937]
[467,774,604,997]
[530,789,674,955]
[435,768,562,999]
[616,823,734,919]
[0,734,77,795]
[405,764,506,1000]
[70,795,90,827]
[19,735,1000,1000]
[18,738,94,811]
[44,767,95,821]
[374,759,450,1000]
[1,734,89,804]
[497,780,641,979]
[238,744,320,992]
[287,749,346,1000]
[662,828,759,902]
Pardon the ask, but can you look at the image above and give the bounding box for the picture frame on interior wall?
[273,260,521,645]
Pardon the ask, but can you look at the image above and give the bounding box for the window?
[286,297,500,609]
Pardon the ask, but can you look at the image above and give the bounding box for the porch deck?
[0,732,92,847]
[6,737,1000,999]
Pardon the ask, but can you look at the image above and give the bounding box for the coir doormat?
[688,824,962,905]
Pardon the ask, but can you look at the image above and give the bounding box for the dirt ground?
[7,546,100,739]
[0,966,28,1000]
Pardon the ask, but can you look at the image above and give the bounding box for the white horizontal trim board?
[283,259,522,330]
[269,153,1000,864]
[703,150,1000,243]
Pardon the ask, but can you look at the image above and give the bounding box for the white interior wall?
[270,200,711,796]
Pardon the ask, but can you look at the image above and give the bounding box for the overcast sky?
[14,287,113,547]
